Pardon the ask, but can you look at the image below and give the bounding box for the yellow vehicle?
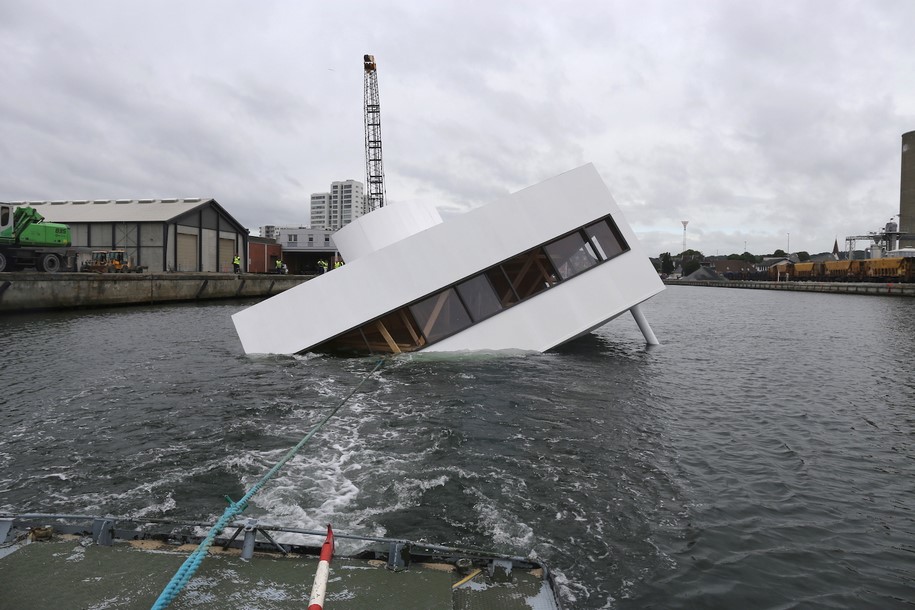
[81,250,146,273]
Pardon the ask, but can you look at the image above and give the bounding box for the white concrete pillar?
[630,303,659,345]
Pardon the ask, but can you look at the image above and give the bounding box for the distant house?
[15,198,248,272]
[711,259,754,276]
[756,256,791,273]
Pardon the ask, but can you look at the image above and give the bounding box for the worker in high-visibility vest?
[317,260,328,274]
[333,260,343,269]
[233,255,241,274]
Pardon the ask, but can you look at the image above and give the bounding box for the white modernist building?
[233,164,663,355]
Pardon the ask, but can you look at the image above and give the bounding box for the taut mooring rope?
[151,358,386,610]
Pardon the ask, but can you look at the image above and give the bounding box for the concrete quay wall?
[665,279,915,297]
[0,272,310,313]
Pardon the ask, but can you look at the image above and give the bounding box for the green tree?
[772,249,787,257]
[683,259,702,276]
[660,252,674,274]
[797,251,810,261]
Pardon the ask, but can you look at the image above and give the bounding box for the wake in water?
[4,294,914,608]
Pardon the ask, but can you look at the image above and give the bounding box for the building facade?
[309,193,330,229]
[309,180,366,231]
[272,226,337,275]
[248,236,283,273]
[275,227,335,251]
[17,198,248,273]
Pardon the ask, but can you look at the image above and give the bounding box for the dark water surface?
[1,286,913,608]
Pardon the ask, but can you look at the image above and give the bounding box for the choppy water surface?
[1,287,913,608]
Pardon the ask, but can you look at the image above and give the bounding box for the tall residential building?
[309,193,330,229]
[310,180,366,231]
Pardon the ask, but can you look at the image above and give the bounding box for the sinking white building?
[232,164,663,355]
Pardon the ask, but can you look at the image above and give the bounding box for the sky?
[2,0,914,258]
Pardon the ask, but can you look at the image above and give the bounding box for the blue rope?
[151,358,386,609]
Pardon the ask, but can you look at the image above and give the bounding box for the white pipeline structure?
[232,164,663,355]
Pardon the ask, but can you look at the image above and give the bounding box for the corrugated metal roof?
[10,198,215,223]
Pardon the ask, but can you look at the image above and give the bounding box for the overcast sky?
[2,0,913,257]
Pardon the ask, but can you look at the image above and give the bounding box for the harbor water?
[1,286,913,608]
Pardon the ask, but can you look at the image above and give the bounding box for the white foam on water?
[393,473,449,499]
[221,376,457,551]
[131,492,176,518]
[471,497,535,548]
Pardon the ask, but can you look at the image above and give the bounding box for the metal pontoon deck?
[0,514,562,610]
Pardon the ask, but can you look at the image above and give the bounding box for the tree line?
[658,250,811,276]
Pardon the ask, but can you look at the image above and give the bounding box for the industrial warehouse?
[8,197,248,273]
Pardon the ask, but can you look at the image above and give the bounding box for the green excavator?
[0,204,73,272]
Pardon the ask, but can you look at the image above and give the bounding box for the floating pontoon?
[0,513,562,609]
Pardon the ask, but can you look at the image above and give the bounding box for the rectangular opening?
[485,267,519,307]
[544,231,599,280]
[500,248,558,300]
[455,274,503,322]
[585,218,628,260]
[409,288,473,343]
[307,213,629,356]
[317,327,370,355]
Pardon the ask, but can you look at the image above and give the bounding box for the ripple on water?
[1,293,915,608]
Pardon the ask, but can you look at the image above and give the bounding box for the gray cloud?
[1,0,913,257]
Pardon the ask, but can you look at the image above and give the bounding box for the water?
[1,287,913,608]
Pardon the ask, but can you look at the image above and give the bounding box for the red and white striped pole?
[307,524,335,610]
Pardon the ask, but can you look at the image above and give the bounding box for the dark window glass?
[585,219,627,260]
[486,267,519,307]
[409,288,472,342]
[544,232,598,280]
[499,248,558,300]
[456,274,502,322]
[317,327,370,355]
[309,215,628,356]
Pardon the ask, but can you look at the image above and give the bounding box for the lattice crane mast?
[364,54,386,211]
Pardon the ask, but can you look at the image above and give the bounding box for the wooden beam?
[420,291,450,338]
[398,310,424,346]
[374,320,402,354]
[510,253,536,294]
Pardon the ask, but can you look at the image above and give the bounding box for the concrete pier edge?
[0,272,311,313]
[665,279,915,297]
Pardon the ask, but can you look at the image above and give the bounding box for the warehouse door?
[219,238,235,273]
[176,233,198,272]
[115,223,139,266]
